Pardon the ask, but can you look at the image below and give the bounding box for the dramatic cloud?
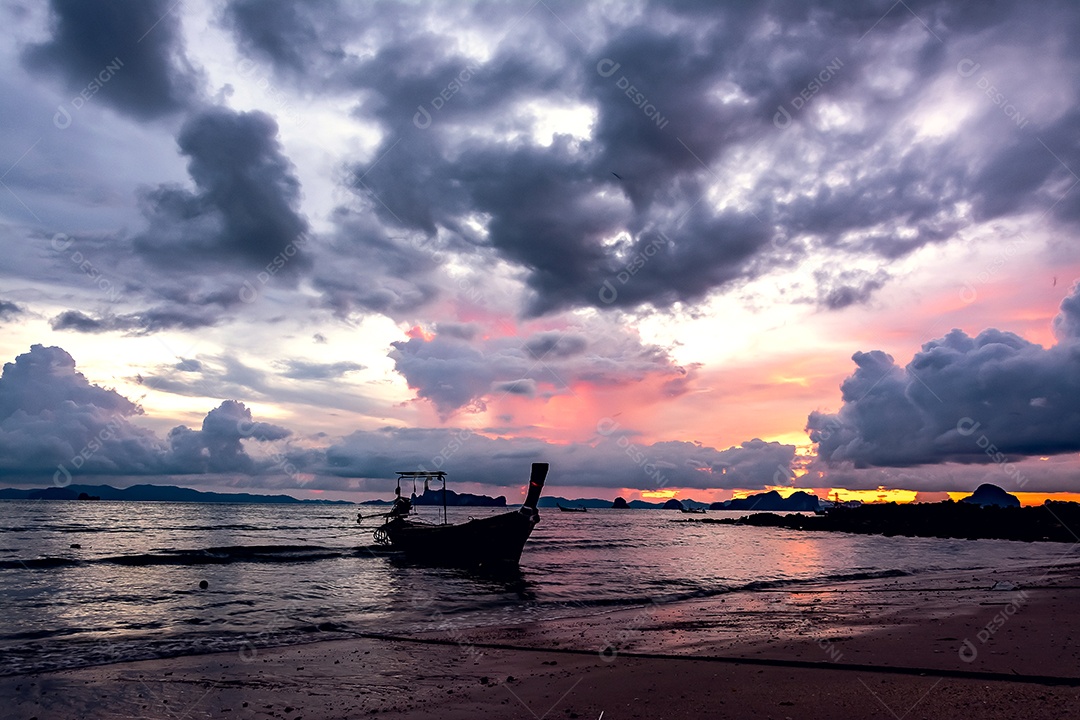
[222,0,342,79]
[814,269,890,310]
[808,284,1080,468]
[0,344,791,492]
[0,300,24,322]
[261,0,1077,316]
[50,307,220,334]
[390,323,693,417]
[275,359,364,380]
[22,0,203,120]
[166,399,290,474]
[0,345,296,480]
[322,426,795,491]
[311,208,442,318]
[0,344,162,477]
[134,107,309,271]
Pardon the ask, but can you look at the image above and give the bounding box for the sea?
[0,499,1065,676]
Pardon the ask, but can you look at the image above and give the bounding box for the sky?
[2,0,1080,504]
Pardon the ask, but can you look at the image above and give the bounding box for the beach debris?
[70,543,80,549]
[199,580,209,589]
[991,580,1017,591]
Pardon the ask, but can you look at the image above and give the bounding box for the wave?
[0,556,80,569]
[0,543,392,570]
[541,568,912,610]
[0,623,357,677]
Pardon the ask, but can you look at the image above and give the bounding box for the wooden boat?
[361,463,548,568]
[680,507,706,514]
[557,503,587,513]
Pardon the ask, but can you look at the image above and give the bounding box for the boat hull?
[384,508,540,567]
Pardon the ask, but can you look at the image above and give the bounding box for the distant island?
[411,487,506,507]
[715,490,822,512]
[538,496,613,509]
[960,483,1021,508]
[0,484,352,505]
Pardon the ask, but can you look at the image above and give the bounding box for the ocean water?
[0,499,1063,676]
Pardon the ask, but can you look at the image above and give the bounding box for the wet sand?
[7,557,1080,719]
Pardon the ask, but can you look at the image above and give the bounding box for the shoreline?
[7,557,1080,718]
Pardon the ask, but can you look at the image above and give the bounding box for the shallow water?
[0,499,1062,675]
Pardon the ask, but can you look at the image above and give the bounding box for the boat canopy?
[395,471,449,523]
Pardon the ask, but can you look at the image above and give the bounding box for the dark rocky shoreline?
[677,500,1080,543]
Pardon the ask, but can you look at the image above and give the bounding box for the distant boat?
[680,507,706,514]
[558,503,587,513]
[815,491,844,515]
[358,464,548,568]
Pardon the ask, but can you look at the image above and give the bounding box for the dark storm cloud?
[276,359,364,380]
[49,307,219,334]
[0,300,25,321]
[0,345,300,480]
[134,107,310,272]
[491,379,536,397]
[322,426,795,491]
[8,0,1078,329]
[0,344,162,477]
[167,400,290,474]
[524,332,588,360]
[311,208,440,317]
[1052,282,1080,341]
[222,0,342,78]
[814,269,890,310]
[176,358,202,372]
[22,0,203,119]
[808,283,1080,468]
[323,1,981,315]
[234,0,1070,318]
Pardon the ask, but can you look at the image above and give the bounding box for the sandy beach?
[7,557,1080,719]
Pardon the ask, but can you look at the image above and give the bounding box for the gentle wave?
[0,543,394,569]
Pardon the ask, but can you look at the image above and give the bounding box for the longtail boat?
[557,503,587,513]
[359,463,548,568]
